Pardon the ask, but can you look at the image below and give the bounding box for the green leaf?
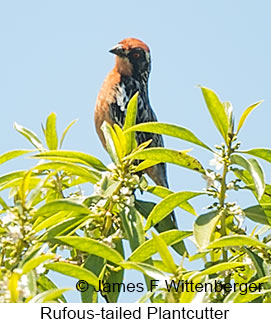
[237,101,263,134]
[46,262,99,289]
[135,160,160,172]
[53,236,124,264]
[207,235,268,250]
[231,154,265,199]
[224,276,271,303]
[231,289,271,303]
[200,86,229,142]
[19,169,32,203]
[241,148,271,163]
[101,121,122,163]
[123,92,138,153]
[129,230,192,262]
[34,200,91,219]
[232,169,271,205]
[0,171,26,188]
[134,199,189,257]
[135,199,156,219]
[102,239,124,303]
[45,113,58,150]
[21,254,55,275]
[126,122,212,151]
[243,205,271,225]
[113,124,127,156]
[243,247,265,278]
[26,270,37,297]
[147,185,197,215]
[33,150,107,171]
[0,150,34,166]
[145,191,203,230]
[81,255,105,303]
[37,275,67,303]
[59,119,78,149]
[120,206,145,251]
[128,148,205,173]
[120,261,166,281]
[190,262,246,280]
[40,217,86,240]
[0,196,9,210]
[194,211,221,251]
[123,92,138,130]
[28,288,71,303]
[8,271,20,302]
[224,101,234,134]
[14,122,43,150]
[152,232,177,273]
[34,211,77,232]
[34,161,101,184]
[0,176,40,192]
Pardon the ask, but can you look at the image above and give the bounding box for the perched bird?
[95,38,169,187]
[94,38,185,255]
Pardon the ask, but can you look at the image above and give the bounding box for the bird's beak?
[109,44,125,56]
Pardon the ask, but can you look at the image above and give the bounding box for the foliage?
[0,89,271,303]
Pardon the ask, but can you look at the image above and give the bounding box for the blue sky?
[1,0,271,302]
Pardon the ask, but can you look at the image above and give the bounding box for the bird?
[94,38,186,255]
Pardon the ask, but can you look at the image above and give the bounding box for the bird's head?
[110,38,151,81]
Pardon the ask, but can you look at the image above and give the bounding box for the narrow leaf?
[113,124,127,156]
[120,206,145,251]
[237,100,263,134]
[60,119,78,149]
[101,121,122,163]
[243,204,271,225]
[135,160,160,172]
[45,113,58,150]
[14,122,43,150]
[34,200,91,218]
[45,263,99,289]
[37,276,67,303]
[194,211,221,251]
[200,86,229,142]
[145,191,203,230]
[243,247,265,278]
[241,148,271,163]
[126,122,212,151]
[190,262,246,280]
[41,217,85,240]
[231,154,265,199]
[128,148,205,173]
[81,255,105,303]
[29,288,71,303]
[123,92,138,153]
[34,161,101,184]
[21,255,55,275]
[33,150,107,171]
[120,261,166,281]
[152,232,177,273]
[207,235,268,250]
[147,185,197,215]
[129,230,192,262]
[53,236,124,264]
[0,150,34,166]
[34,211,75,232]
[0,171,26,187]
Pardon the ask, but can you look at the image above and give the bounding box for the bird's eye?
[133,52,141,59]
